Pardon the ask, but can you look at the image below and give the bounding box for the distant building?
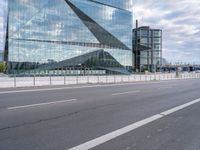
[133,26,162,72]
[0,51,4,62]
[161,58,168,66]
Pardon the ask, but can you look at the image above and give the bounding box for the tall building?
[0,52,3,62]
[133,26,162,72]
[5,0,133,75]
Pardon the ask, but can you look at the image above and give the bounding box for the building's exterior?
[5,0,133,75]
[161,64,200,73]
[0,52,4,62]
[133,26,162,72]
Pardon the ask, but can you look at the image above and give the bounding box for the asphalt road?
[0,79,200,150]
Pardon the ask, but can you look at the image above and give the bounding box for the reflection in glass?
[7,0,133,74]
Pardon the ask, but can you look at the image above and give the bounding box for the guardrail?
[0,73,200,88]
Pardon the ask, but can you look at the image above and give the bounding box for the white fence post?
[106,75,108,83]
[49,74,52,86]
[33,74,36,87]
[97,75,99,84]
[64,75,66,85]
[76,75,78,85]
[87,75,89,84]
[14,75,16,88]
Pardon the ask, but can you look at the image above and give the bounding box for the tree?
[0,62,6,72]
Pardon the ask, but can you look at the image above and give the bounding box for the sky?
[0,0,7,52]
[0,1,4,50]
[0,0,199,64]
[133,0,200,64]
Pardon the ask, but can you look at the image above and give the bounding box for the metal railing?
[0,73,200,88]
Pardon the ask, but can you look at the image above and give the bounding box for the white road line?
[68,114,162,150]
[158,85,173,88]
[0,81,167,95]
[160,98,200,116]
[0,87,72,94]
[68,98,200,150]
[7,99,77,110]
[157,86,173,89]
[112,90,140,96]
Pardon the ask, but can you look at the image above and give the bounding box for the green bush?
[0,62,6,72]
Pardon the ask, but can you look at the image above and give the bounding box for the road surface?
[0,79,200,150]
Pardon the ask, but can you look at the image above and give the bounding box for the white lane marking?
[0,81,167,95]
[68,98,200,150]
[157,86,173,89]
[112,90,140,96]
[7,99,77,110]
[158,85,173,88]
[68,114,162,150]
[160,98,200,116]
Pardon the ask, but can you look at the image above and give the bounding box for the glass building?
[5,0,133,75]
[0,52,3,62]
[133,26,162,72]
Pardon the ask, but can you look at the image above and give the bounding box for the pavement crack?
[0,103,117,131]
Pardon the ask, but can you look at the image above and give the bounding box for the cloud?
[1,0,199,64]
[0,0,7,51]
[133,0,200,64]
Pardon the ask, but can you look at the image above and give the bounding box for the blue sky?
[0,0,199,64]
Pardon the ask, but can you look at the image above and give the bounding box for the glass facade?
[0,52,3,62]
[133,26,162,72]
[6,0,133,75]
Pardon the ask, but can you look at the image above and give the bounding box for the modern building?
[0,52,4,62]
[133,25,162,72]
[5,0,133,75]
